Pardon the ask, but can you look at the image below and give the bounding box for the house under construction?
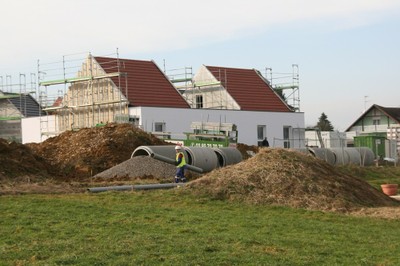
[39,54,129,134]
[0,74,42,142]
[24,52,305,147]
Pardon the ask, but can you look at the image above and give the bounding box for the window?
[257,125,266,146]
[154,122,165,132]
[283,126,291,148]
[129,116,139,126]
[373,119,380,125]
[196,95,203,109]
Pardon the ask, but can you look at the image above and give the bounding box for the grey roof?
[1,91,45,117]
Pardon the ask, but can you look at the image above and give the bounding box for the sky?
[1,0,400,131]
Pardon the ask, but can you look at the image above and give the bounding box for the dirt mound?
[187,148,399,212]
[236,143,259,160]
[27,123,166,178]
[0,139,51,180]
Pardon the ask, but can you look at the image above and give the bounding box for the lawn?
[1,189,400,265]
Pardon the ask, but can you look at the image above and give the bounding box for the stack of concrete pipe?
[292,147,375,166]
[131,145,243,173]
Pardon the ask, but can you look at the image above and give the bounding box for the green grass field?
[1,188,400,265]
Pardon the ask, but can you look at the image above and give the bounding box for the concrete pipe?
[183,146,219,172]
[131,145,179,160]
[131,145,189,168]
[212,147,243,167]
[356,147,375,166]
[87,183,186,193]
[329,148,350,166]
[150,153,203,173]
[308,148,336,165]
[345,148,362,165]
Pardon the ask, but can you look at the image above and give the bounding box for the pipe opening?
[185,149,193,165]
[213,150,225,167]
[132,149,151,156]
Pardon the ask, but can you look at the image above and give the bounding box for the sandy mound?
[187,148,399,212]
[27,123,166,178]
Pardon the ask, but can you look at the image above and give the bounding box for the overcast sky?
[1,0,400,130]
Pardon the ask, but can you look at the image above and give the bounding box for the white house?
[22,55,305,147]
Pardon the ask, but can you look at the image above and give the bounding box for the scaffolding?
[193,68,235,110]
[37,50,129,139]
[0,73,37,119]
[265,64,300,112]
[169,66,238,110]
[0,73,38,142]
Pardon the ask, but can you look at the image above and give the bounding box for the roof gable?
[205,65,291,112]
[378,105,400,124]
[94,57,190,108]
[345,104,400,131]
[1,92,44,117]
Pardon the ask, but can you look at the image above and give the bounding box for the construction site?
[1,50,306,148]
[3,52,398,161]
[1,52,399,220]
[0,122,399,218]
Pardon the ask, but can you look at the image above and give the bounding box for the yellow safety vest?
[176,152,186,168]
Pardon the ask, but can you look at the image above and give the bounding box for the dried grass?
[187,148,399,213]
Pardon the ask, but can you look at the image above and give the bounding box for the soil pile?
[27,123,166,178]
[0,138,53,181]
[187,148,399,212]
[236,143,259,160]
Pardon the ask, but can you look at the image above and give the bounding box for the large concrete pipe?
[356,147,375,166]
[131,145,179,160]
[308,148,336,165]
[88,183,186,193]
[151,153,203,173]
[183,146,219,172]
[345,148,362,165]
[132,145,204,173]
[212,147,243,167]
[329,148,350,166]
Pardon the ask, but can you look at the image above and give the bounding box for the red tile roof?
[205,66,291,112]
[94,57,190,108]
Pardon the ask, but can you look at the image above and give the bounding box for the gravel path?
[94,156,177,179]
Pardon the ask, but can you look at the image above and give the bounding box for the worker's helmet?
[175,145,182,150]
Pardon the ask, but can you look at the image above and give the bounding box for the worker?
[174,145,187,183]
[261,137,270,147]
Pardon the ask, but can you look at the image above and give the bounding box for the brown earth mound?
[0,138,51,181]
[27,123,166,179]
[187,148,399,212]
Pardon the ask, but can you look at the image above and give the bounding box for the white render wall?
[130,107,305,147]
[21,115,57,144]
[305,131,347,148]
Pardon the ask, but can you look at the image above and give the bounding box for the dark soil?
[26,123,166,179]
